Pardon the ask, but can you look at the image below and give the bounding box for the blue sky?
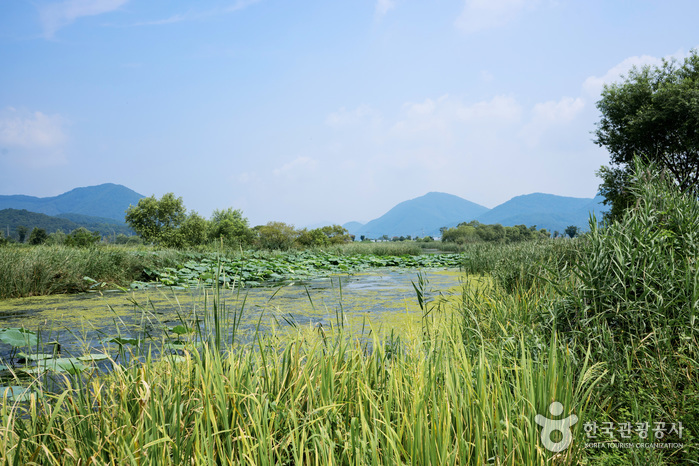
[1,0,698,227]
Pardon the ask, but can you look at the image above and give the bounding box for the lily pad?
[77,353,110,362]
[0,386,41,402]
[21,358,89,375]
[108,337,140,346]
[17,352,54,361]
[170,325,192,335]
[0,328,38,348]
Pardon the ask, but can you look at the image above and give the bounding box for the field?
[0,171,697,464]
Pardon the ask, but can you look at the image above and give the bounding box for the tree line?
[123,193,353,250]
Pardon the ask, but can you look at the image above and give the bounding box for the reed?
[0,275,603,465]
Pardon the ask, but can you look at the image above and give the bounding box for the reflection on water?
[0,269,465,361]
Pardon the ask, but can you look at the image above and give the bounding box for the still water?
[0,269,465,361]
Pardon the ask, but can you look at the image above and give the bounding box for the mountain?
[0,209,134,239]
[342,221,364,233]
[0,183,144,222]
[345,191,609,239]
[475,193,608,234]
[349,192,489,238]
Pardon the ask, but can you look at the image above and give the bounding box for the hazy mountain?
[0,183,144,222]
[0,209,134,240]
[342,221,364,233]
[475,193,608,234]
[345,191,609,239]
[349,192,489,238]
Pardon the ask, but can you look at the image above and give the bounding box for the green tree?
[16,225,28,243]
[564,225,579,239]
[125,193,187,247]
[47,230,66,245]
[594,50,699,221]
[255,222,298,250]
[208,208,252,246]
[28,228,48,245]
[181,211,209,247]
[65,228,101,247]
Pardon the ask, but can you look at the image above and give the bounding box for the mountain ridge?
[0,183,144,222]
[344,191,609,238]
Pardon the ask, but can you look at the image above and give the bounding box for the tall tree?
[594,50,699,221]
[125,193,187,247]
[208,208,252,246]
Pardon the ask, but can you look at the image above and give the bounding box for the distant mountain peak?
[0,183,144,222]
[347,192,489,238]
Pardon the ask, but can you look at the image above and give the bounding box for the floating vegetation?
[140,250,465,289]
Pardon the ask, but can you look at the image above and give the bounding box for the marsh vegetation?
[0,164,697,464]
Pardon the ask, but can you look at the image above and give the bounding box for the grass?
[0,276,604,465]
[0,245,185,299]
[0,161,696,464]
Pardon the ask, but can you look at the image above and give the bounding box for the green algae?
[0,269,474,361]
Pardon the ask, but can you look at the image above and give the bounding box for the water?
[0,269,465,365]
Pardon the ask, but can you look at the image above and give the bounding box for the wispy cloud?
[38,0,129,38]
[375,0,396,17]
[519,97,585,146]
[582,54,673,98]
[0,107,68,167]
[455,0,537,33]
[273,156,318,178]
[129,0,261,28]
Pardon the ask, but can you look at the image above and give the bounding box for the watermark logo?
[535,401,579,452]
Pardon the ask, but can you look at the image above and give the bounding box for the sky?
[1,1,698,227]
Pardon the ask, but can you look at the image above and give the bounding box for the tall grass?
[0,273,606,464]
[0,245,185,299]
[460,240,580,292]
[547,162,699,463]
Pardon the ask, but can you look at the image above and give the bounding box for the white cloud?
[520,96,585,146]
[273,156,318,177]
[455,0,537,33]
[582,55,663,98]
[582,49,693,97]
[128,0,261,28]
[375,0,396,17]
[390,94,521,139]
[325,105,382,129]
[0,108,68,167]
[38,0,129,37]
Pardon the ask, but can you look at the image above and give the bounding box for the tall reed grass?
[0,281,604,465]
[0,246,185,299]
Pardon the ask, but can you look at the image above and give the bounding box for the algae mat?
[0,269,468,359]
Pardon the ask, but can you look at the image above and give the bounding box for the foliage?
[594,49,699,221]
[296,224,353,247]
[16,225,27,243]
[207,208,253,246]
[254,221,298,250]
[144,250,465,288]
[550,161,699,463]
[125,193,188,247]
[0,208,134,239]
[64,227,101,247]
[564,225,579,238]
[0,276,603,465]
[27,227,48,245]
[441,220,550,244]
[0,245,184,298]
[180,211,209,246]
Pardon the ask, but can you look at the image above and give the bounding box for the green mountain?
[0,183,144,222]
[475,193,608,234]
[0,209,135,240]
[348,192,490,238]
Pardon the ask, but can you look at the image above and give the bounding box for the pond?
[0,269,468,369]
